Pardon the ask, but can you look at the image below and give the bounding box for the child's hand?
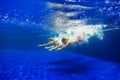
[38,44,43,47]
[49,49,53,51]
[57,48,62,50]
[45,47,49,49]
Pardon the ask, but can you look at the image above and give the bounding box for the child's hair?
[62,37,69,44]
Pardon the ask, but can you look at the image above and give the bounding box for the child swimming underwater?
[38,24,111,51]
[38,35,84,51]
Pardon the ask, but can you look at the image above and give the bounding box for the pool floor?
[0,49,120,80]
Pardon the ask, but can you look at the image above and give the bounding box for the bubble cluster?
[46,2,108,44]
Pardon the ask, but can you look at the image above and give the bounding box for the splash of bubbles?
[47,2,107,45]
[53,23,106,44]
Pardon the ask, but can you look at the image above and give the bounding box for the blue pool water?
[0,0,120,80]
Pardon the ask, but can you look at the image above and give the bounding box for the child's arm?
[57,42,69,50]
[38,41,53,47]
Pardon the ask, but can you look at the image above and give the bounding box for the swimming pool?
[0,0,120,80]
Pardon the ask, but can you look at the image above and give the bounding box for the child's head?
[62,37,69,44]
